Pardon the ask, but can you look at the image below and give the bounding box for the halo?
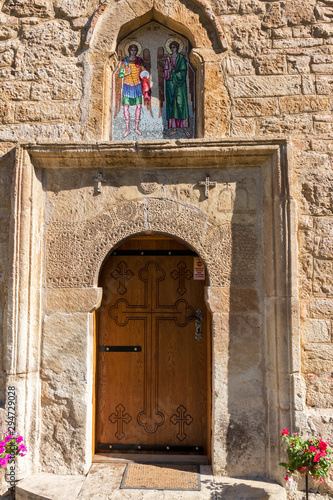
[166,37,184,54]
[124,41,142,57]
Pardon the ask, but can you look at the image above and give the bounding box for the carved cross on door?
[170,405,193,441]
[111,261,134,295]
[171,261,193,295]
[199,176,216,198]
[109,403,132,440]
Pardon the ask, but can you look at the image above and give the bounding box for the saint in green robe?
[163,53,189,128]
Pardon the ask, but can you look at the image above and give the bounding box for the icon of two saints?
[115,37,192,139]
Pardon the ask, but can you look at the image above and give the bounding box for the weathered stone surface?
[316,76,333,95]
[273,37,323,49]
[0,25,16,40]
[287,56,310,74]
[20,20,80,63]
[0,48,14,67]
[41,312,91,473]
[279,96,331,113]
[309,299,333,319]
[302,319,331,342]
[306,377,333,407]
[230,75,302,97]
[224,56,255,75]
[2,0,53,18]
[303,344,333,374]
[230,20,270,58]
[46,287,102,312]
[258,114,312,135]
[233,97,279,116]
[14,102,80,123]
[254,54,286,75]
[54,0,97,19]
[0,81,30,100]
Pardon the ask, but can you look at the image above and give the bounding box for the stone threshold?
[14,464,287,500]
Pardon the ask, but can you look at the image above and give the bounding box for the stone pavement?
[15,463,287,500]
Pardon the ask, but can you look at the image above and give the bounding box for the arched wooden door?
[96,236,210,455]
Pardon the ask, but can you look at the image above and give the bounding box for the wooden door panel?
[96,245,208,452]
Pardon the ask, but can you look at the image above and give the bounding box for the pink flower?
[4,435,13,442]
[16,436,23,444]
[281,429,289,436]
[0,447,5,454]
[0,458,7,467]
[309,446,317,452]
[319,441,328,452]
[284,475,292,482]
[320,451,326,457]
[300,467,307,471]
[0,441,5,447]
[18,444,27,453]
[313,452,321,463]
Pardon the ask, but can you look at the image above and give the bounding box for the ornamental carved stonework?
[45,197,258,288]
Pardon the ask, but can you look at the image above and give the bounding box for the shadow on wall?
[225,176,267,477]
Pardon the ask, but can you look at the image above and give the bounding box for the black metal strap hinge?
[99,346,142,352]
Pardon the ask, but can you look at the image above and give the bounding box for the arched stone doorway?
[95,235,211,458]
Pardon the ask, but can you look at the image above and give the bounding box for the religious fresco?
[111,22,195,140]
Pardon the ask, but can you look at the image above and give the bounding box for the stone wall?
[0,0,332,495]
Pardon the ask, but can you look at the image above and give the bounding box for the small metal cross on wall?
[199,176,216,198]
[93,171,108,194]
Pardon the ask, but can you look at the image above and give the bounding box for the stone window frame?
[79,0,229,141]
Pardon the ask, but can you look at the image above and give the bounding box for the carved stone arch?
[81,0,230,140]
[87,198,220,288]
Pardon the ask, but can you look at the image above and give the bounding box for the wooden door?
[96,237,209,454]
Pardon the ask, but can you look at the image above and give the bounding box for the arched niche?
[81,1,230,141]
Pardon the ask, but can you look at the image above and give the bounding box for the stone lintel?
[24,138,285,170]
[46,287,103,312]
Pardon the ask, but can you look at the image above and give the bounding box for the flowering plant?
[280,429,333,483]
[0,431,27,468]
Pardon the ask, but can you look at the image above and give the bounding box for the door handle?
[194,308,202,341]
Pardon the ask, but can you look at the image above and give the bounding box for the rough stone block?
[0,102,14,124]
[230,75,302,98]
[309,299,333,319]
[279,96,331,113]
[2,0,53,18]
[0,26,16,40]
[46,287,102,312]
[230,117,255,136]
[0,81,30,101]
[0,48,14,67]
[254,54,286,75]
[302,76,315,95]
[314,235,333,259]
[271,27,293,39]
[302,319,331,342]
[233,97,279,116]
[314,217,333,235]
[306,377,333,407]
[316,76,333,95]
[224,56,255,75]
[311,63,333,74]
[14,102,80,123]
[303,344,333,374]
[287,56,310,74]
[273,38,324,49]
[258,114,312,135]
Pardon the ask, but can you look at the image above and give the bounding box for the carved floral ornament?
[45,198,258,289]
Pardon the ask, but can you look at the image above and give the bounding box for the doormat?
[120,463,201,490]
